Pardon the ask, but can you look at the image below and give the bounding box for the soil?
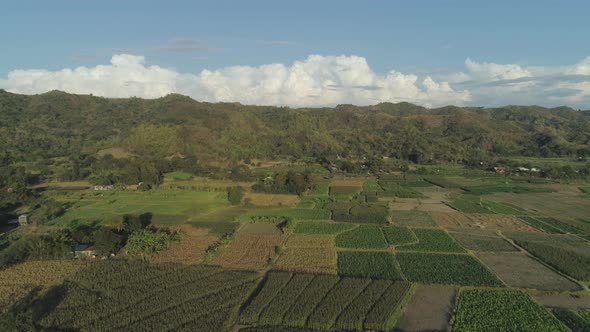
[533,293,590,310]
[395,285,456,332]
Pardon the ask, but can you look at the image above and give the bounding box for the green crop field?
[449,232,517,252]
[397,253,502,286]
[552,309,590,331]
[391,210,436,227]
[382,226,417,246]
[397,228,466,253]
[335,225,388,249]
[239,207,331,222]
[453,289,567,331]
[293,221,356,234]
[337,251,402,280]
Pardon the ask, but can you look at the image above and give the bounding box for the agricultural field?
[382,226,417,246]
[274,234,337,274]
[337,251,402,280]
[21,261,259,331]
[396,228,466,253]
[241,272,411,331]
[335,224,388,249]
[395,285,456,332]
[397,253,502,286]
[327,202,390,224]
[153,224,219,264]
[391,210,437,227]
[448,230,517,252]
[242,193,300,207]
[477,252,581,291]
[293,221,356,234]
[0,260,88,310]
[452,289,567,331]
[210,231,285,271]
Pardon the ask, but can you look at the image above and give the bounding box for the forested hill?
[1,89,590,164]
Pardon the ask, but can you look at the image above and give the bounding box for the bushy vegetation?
[293,221,356,234]
[397,253,502,286]
[228,186,245,205]
[453,289,567,331]
[335,225,388,249]
[337,251,402,280]
[397,229,466,253]
[125,229,178,259]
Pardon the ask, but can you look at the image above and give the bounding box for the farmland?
[3,162,590,330]
[453,289,567,331]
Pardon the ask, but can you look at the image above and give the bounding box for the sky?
[1,0,590,109]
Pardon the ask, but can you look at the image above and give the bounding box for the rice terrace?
[2,2,590,329]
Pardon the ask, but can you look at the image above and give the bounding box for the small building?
[74,244,97,258]
[18,214,29,225]
[93,185,114,191]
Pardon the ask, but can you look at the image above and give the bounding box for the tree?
[125,229,177,260]
[93,227,122,256]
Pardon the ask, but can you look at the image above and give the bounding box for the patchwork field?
[210,233,285,270]
[397,228,466,253]
[337,251,402,280]
[477,252,581,291]
[293,221,356,234]
[335,225,388,249]
[449,230,517,252]
[274,234,337,274]
[391,210,436,227]
[241,271,412,331]
[153,224,219,264]
[453,289,567,331]
[242,193,300,207]
[489,192,590,220]
[395,285,456,332]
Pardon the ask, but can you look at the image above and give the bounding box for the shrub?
[228,186,245,205]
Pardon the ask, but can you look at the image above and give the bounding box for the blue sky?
[2,0,590,108]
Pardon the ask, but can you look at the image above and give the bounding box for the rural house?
[74,244,97,258]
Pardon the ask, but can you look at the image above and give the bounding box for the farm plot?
[153,224,219,264]
[337,251,402,280]
[274,234,337,274]
[382,226,417,246]
[328,202,390,224]
[397,253,502,286]
[397,228,466,253]
[489,192,590,221]
[243,272,411,331]
[430,211,475,228]
[552,309,590,332]
[329,185,362,196]
[293,221,356,234]
[477,252,580,291]
[35,261,259,331]
[0,260,88,310]
[395,285,456,332]
[389,198,421,211]
[391,210,436,227]
[211,233,285,270]
[335,225,388,249]
[466,214,538,232]
[239,208,331,222]
[533,293,590,310]
[448,231,517,252]
[453,289,567,332]
[243,193,300,207]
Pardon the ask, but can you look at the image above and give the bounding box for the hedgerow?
[337,251,402,280]
[397,228,466,253]
[453,289,567,331]
[397,253,502,286]
[335,225,388,249]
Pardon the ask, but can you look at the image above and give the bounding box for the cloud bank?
[1,54,589,108]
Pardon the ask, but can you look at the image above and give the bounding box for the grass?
[164,171,193,180]
[335,225,388,249]
[397,253,502,286]
[453,289,567,331]
[243,193,300,207]
[293,221,356,234]
[446,195,493,214]
[462,184,555,195]
[239,207,331,222]
[397,229,466,253]
[337,251,402,280]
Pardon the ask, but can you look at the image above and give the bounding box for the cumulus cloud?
[0,54,470,107]
[1,54,589,108]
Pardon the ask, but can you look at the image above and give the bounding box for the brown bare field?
[395,285,456,332]
[153,225,219,265]
[96,147,132,158]
[448,230,518,252]
[242,192,300,207]
[533,293,590,310]
[239,222,282,235]
[477,253,580,291]
[0,260,88,310]
[489,192,590,220]
[274,234,337,274]
[432,212,538,232]
[210,234,284,270]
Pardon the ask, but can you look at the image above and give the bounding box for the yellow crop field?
[274,234,337,274]
[211,234,285,270]
[153,225,219,265]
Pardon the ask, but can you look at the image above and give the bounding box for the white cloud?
[0,54,470,107]
[1,54,589,108]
